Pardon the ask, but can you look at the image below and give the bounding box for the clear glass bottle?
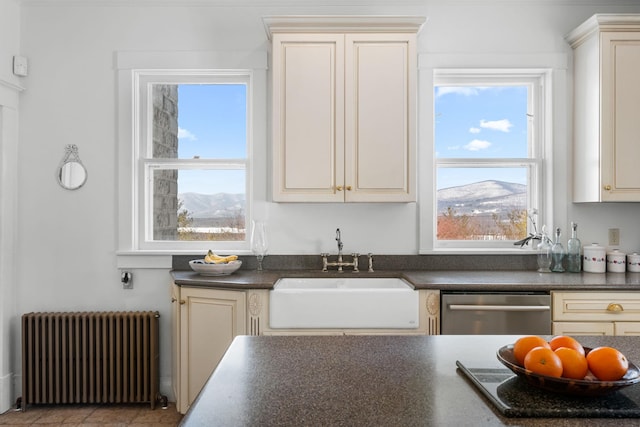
[566,222,582,273]
[537,226,552,273]
[551,227,565,273]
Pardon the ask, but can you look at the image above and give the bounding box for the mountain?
[437,180,526,216]
[178,192,245,219]
[178,180,524,221]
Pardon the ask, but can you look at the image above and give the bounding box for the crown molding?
[263,15,426,39]
[566,13,640,47]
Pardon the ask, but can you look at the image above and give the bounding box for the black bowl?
[497,345,640,396]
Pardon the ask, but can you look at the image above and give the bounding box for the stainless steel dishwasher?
[441,292,552,335]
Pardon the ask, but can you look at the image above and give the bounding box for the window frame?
[116,51,267,262]
[425,68,553,252]
[135,71,252,251]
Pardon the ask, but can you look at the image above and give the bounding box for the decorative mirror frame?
[57,144,87,190]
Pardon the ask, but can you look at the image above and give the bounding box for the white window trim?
[418,53,564,254]
[116,51,267,267]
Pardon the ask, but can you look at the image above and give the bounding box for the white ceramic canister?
[583,243,606,273]
[628,253,640,273]
[606,249,627,273]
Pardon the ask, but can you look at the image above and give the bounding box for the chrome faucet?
[336,229,343,259]
[322,228,359,272]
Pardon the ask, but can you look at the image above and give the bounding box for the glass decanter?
[536,226,552,273]
[251,220,268,271]
[566,222,582,273]
[551,227,565,273]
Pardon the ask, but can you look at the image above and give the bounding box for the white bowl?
[189,260,242,276]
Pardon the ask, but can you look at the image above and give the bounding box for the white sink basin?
[269,277,419,329]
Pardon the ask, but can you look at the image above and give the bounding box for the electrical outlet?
[608,228,620,246]
[121,271,133,289]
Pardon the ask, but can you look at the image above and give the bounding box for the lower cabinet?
[551,291,640,337]
[172,285,247,414]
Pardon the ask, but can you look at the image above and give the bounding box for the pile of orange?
[512,335,629,381]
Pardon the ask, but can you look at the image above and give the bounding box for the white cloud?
[469,127,481,134]
[480,119,512,132]
[436,87,479,97]
[178,127,197,141]
[464,139,492,151]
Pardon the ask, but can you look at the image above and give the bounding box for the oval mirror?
[57,144,87,190]
[58,161,87,190]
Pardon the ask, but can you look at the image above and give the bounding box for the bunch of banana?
[204,250,238,264]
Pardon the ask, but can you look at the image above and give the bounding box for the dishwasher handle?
[448,304,551,312]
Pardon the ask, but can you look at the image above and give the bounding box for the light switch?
[13,56,28,77]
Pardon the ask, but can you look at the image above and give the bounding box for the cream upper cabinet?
[567,14,640,202]
[267,16,424,202]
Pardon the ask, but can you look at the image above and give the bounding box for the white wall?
[11,0,640,404]
[0,0,22,413]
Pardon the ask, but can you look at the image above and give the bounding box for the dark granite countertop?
[180,335,640,426]
[172,269,640,292]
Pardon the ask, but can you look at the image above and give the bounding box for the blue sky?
[434,85,529,190]
[176,84,247,194]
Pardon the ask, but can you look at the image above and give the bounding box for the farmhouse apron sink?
[269,277,419,329]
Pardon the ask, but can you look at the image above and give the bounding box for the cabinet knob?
[606,302,623,312]
[346,185,352,191]
[336,185,343,191]
[171,297,176,303]
[604,185,612,191]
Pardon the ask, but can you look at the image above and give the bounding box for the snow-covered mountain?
[178,180,524,221]
[178,192,245,218]
[437,180,526,216]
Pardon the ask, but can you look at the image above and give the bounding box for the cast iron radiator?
[20,311,166,410]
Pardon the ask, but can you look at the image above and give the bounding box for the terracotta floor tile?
[0,403,182,426]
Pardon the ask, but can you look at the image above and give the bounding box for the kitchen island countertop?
[180,334,640,426]
[172,269,640,291]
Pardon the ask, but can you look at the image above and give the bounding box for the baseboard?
[0,373,13,413]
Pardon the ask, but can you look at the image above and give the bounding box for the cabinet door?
[272,33,345,202]
[552,321,614,336]
[178,288,246,413]
[344,33,416,202]
[615,322,640,336]
[600,31,640,201]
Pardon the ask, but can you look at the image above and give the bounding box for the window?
[433,70,548,249]
[134,71,252,251]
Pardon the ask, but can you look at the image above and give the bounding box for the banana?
[204,251,238,264]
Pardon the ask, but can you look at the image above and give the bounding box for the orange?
[549,335,585,356]
[586,346,629,381]
[555,347,589,379]
[524,346,563,378]
[513,335,550,366]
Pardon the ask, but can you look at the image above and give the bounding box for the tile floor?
[0,402,183,426]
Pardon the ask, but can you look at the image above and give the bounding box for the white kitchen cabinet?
[267,16,424,202]
[172,285,247,414]
[552,291,640,336]
[567,14,640,202]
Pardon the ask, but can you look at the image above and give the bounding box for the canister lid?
[607,249,626,256]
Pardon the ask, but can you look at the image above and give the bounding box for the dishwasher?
[441,291,552,335]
